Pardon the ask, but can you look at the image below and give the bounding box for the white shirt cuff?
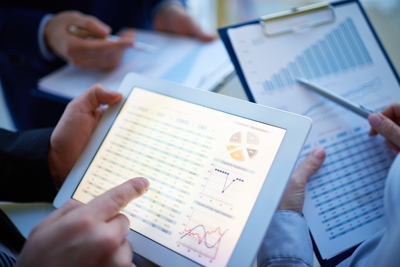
[257,211,314,267]
[38,14,56,62]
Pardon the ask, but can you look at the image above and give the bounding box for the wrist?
[278,198,304,215]
[277,207,302,215]
[153,2,186,31]
[157,2,185,17]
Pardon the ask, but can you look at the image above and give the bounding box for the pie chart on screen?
[227,132,259,161]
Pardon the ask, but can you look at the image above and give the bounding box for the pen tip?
[296,77,307,84]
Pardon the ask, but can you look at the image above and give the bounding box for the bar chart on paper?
[228,10,400,124]
[262,18,372,92]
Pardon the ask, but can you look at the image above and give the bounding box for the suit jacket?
[0,127,56,252]
[0,0,181,130]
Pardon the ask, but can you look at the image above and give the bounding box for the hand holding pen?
[44,11,135,70]
[368,103,400,154]
[67,25,157,54]
[297,78,400,154]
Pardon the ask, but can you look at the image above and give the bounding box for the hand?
[48,84,122,188]
[44,11,134,70]
[278,148,326,214]
[15,177,150,267]
[368,103,400,154]
[153,3,214,42]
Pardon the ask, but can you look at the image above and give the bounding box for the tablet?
[54,73,312,267]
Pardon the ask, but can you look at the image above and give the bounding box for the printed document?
[39,30,233,99]
[228,2,400,259]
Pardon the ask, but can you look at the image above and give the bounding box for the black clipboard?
[218,0,400,105]
[218,0,400,266]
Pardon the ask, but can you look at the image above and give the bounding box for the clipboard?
[219,1,400,267]
[219,0,400,104]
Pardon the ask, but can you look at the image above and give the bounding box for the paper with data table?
[38,30,234,100]
[228,2,400,260]
[72,88,286,267]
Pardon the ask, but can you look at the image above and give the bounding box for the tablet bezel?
[54,73,312,267]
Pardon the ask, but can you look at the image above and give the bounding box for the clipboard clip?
[259,2,335,37]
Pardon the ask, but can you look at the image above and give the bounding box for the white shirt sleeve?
[257,210,314,267]
[37,14,56,62]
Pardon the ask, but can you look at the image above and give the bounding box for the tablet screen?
[73,88,286,266]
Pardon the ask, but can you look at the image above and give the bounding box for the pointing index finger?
[83,177,149,221]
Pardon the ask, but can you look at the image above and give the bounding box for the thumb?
[73,84,122,113]
[294,148,326,185]
[368,113,400,148]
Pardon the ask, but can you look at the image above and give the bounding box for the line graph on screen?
[201,164,246,206]
[179,209,228,259]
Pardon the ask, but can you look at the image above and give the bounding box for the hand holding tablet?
[48,84,122,188]
[54,73,313,266]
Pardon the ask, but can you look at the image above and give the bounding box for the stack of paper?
[39,30,234,100]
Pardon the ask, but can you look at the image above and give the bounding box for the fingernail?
[140,178,150,190]
[312,147,325,159]
[368,113,383,127]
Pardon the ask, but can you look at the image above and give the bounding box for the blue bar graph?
[263,18,373,92]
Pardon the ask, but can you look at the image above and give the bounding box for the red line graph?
[179,210,228,259]
[183,225,226,245]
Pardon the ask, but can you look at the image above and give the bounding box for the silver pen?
[67,25,158,54]
[296,77,377,119]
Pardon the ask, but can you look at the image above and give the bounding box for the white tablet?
[54,73,312,267]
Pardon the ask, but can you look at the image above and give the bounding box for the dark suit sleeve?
[0,128,57,203]
[0,4,53,69]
